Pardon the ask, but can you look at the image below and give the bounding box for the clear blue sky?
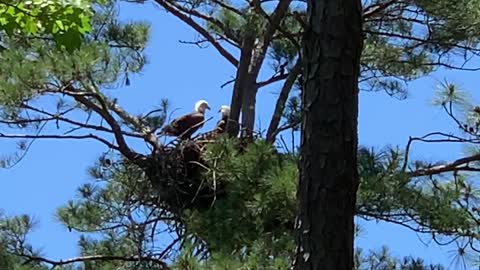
[0,1,476,268]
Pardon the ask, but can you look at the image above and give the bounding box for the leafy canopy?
[0,0,96,51]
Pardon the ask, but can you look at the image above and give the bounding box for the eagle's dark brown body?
[160,100,210,140]
[161,111,205,139]
[214,114,228,134]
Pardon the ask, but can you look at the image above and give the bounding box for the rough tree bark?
[295,0,363,269]
[227,0,293,138]
[227,33,255,137]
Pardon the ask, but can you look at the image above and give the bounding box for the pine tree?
[295,0,363,269]
[122,0,480,139]
[1,0,480,269]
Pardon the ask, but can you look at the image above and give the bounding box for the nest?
[131,134,295,244]
[134,130,262,216]
[139,138,226,215]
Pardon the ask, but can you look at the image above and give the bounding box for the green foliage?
[179,139,477,268]
[355,246,445,270]
[413,0,480,51]
[1,0,480,269]
[0,1,149,167]
[172,239,292,270]
[183,138,297,254]
[360,0,480,97]
[200,0,480,98]
[0,138,462,269]
[0,213,50,270]
[357,147,475,236]
[0,0,95,52]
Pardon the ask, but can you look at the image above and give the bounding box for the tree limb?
[266,60,301,143]
[363,0,399,19]
[67,90,140,160]
[162,0,241,45]
[227,31,255,136]
[20,254,170,269]
[20,103,144,139]
[250,0,293,74]
[409,154,480,177]
[154,0,239,66]
[238,0,293,136]
[256,72,289,88]
[0,132,120,151]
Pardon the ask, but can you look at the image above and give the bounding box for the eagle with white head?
[160,100,210,139]
[196,105,230,140]
[215,105,230,134]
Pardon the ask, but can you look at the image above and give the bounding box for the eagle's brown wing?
[196,116,228,140]
[162,111,205,139]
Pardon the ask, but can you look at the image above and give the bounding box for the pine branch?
[365,29,480,55]
[363,0,399,19]
[154,0,239,66]
[255,6,301,50]
[80,99,137,156]
[266,60,301,143]
[20,103,144,139]
[19,254,170,269]
[409,154,480,177]
[81,79,161,149]
[0,132,120,150]
[54,86,141,160]
[210,0,243,16]
[256,72,289,88]
[161,0,241,45]
[54,82,160,156]
[250,0,293,75]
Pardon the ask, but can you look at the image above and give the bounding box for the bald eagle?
[214,105,230,134]
[197,105,230,140]
[160,100,210,139]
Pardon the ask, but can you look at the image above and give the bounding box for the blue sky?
[0,1,477,268]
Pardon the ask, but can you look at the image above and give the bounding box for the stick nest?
[140,138,229,215]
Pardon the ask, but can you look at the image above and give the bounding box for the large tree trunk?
[230,0,293,138]
[294,0,363,269]
[227,34,255,137]
[240,84,257,138]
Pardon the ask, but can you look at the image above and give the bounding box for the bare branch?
[220,77,236,89]
[364,29,480,55]
[66,89,140,160]
[154,0,239,66]
[256,72,289,88]
[210,0,243,16]
[250,0,293,74]
[266,60,301,143]
[363,0,399,19]
[21,103,144,139]
[255,5,301,50]
[19,254,169,269]
[0,132,120,150]
[409,154,480,177]
[164,0,240,44]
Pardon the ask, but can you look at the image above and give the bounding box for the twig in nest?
[211,157,218,208]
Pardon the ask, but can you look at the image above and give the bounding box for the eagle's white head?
[195,100,211,114]
[218,105,230,117]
